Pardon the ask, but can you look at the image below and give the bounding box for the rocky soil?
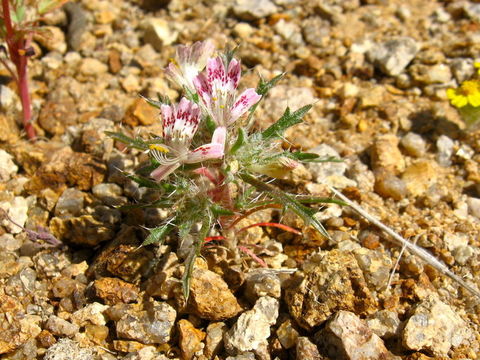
[1,0,480,359]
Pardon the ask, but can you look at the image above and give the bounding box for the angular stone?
[315,311,399,360]
[244,269,281,301]
[285,250,376,330]
[178,319,206,360]
[402,160,439,197]
[368,37,419,76]
[116,301,176,345]
[0,149,18,182]
[91,277,139,305]
[232,0,279,20]
[204,322,228,359]
[50,215,115,246]
[45,315,79,338]
[402,295,473,356]
[224,296,279,354]
[371,135,405,174]
[71,302,109,327]
[188,268,243,321]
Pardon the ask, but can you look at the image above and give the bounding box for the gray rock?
[307,144,355,188]
[116,301,176,344]
[366,310,401,339]
[467,196,480,219]
[450,58,475,83]
[285,250,376,330]
[302,17,330,48]
[45,315,80,338]
[5,267,37,298]
[224,296,279,354]
[244,269,281,301]
[72,302,109,327]
[0,149,18,182]
[226,354,256,360]
[315,311,399,360]
[55,188,85,217]
[0,233,23,251]
[410,63,452,84]
[400,132,427,158]
[0,196,29,234]
[78,58,108,76]
[276,319,299,349]
[368,37,419,76]
[0,85,18,110]
[92,183,126,206]
[436,135,454,167]
[461,1,480,22]
[232,0,279,20]
[204,322,228,359]
[296,337,324,360]
[274,19,303,46]
[43,338,96,360]
[353,248,393,291]
[142,18,178,51]
[401,295,473,356]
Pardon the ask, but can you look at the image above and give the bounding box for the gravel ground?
[1,0,480,359]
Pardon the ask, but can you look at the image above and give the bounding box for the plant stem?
[2,0,36,140]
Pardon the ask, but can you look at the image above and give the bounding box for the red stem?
[2,0,36,140]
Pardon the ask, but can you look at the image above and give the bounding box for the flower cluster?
[149,41,262,181]
[107,40,328,298]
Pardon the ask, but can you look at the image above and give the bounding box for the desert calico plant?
[107,41,340,298]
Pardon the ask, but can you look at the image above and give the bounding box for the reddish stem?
[204,235,227,243]
[237,222,302,235]
[228,203,283,229]
[2,0,36,140]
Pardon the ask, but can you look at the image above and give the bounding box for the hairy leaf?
[105,131,149,150]
[229,128,246,154]
[261,104,312,140]
[142,223,174,246]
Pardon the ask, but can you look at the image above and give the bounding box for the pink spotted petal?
[207,57,226,90]
[185,143,224,164]
[171,98,200,141]
[151,163,181,181]
[193,73,212,106]
[160,104,175,138]
[227,58,241,91]
[229,88,262,125]
[164,63,184,87]
[212,126,227,145]
[189,40,215,69]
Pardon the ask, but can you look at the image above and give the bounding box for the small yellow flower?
[447,80,480,108]
[475,62,480,74]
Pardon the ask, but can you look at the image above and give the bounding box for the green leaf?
[12,4,25,23]
[261,104,313,140]
[210,203,235,216]
[142,223,174,246]
[256,72,285,96]
[182,213,211,300]
[205,116,216,134]
[296,196,347,206]
[139,94,169,109]
[105,131,150,151]
[38,0,67,14]
[287,152,343,163]
[126,174,170,190]
[240,173,330,239]
[229,128,246,154]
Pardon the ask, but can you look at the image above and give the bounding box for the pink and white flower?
[165,40,215,93]
[193,56,262,131]
[149,98,224,181]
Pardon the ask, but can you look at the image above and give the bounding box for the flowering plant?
[0,0,68,140]
[447,62,480,127]
[107,41,338,298]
